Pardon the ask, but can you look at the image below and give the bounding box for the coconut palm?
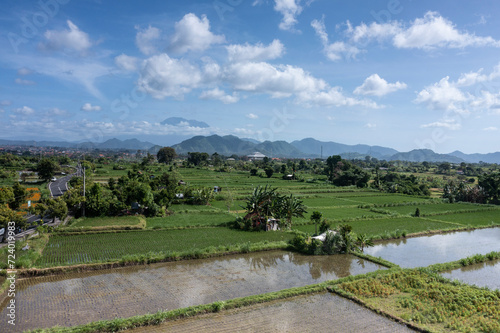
[355,234,374,252]
[276,194,307,229]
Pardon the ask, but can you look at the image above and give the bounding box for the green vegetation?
[35,228,294,267]
[331,269,500,332]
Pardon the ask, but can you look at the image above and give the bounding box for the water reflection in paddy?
[364,227,500,268]
[441,259,500,290]
[126,293,415,333]
[0,250,385,332]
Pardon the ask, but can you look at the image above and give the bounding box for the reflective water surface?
[364,227,500,268]
[126,293,415,333]
[0,251,385,332]
[441,259,500,290]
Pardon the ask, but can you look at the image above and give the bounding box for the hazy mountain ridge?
[1,135,499,163]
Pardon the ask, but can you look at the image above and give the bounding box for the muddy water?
[127,293,415,333]
[0,251,385,332]
[441,259,500,290]
[364,227,500,268]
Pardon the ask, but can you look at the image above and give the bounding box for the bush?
[319,220,330,233]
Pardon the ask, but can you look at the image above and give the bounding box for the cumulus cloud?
[274,0,303,31]
[415,76,467,111]
[483,126,498,131]
[169,13,225,54]
[15,78,36,85]
[81,103,102,112]
[226,39,285,63]
[199,88,239,104]
[136,25,161,55]
[392,12,500,49]
[14,106,35,115]
[314,12,500,61]
[115,54,139,71]
[137,53,202,99]
[354,74,407,96]
[416,63,500,113]
[311,18,360,61]
[40,20,92,53]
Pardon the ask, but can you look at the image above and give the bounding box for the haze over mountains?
[3,134,500,164]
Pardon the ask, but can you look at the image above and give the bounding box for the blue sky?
[1,0,500,153]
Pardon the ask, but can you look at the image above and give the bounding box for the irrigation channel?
[364,227,500,268]
[0,251,385,332]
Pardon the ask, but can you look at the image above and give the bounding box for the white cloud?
[47,108,67,116]
[246,113,258,119]
[15,78,36,85]
[81,103,101,112]
[421,120,461,130]
[115,54,139,71]
[297,87,380,108]
[365,123,377,128]
[0,100,11,106]
[169,13,225,54]
[416,63,500,113]
[199,88,239,104]
[137,53,201,99]
[225,61,326,98]
[354,74,407,96]
[14,106,35,115]
[393,12,500,49]
[483,126,497,131]
[415,76,467,111]
[314,12,500,61]
[311,18,360,61]
[226,39,285,63]
[135,25,160,55]
[274,0,303,31]
[18,67,34,76]
[41,20,92,53]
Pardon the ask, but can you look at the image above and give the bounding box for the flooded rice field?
[364,227,500,268]
[0,251,385,332]
[126,292,415,333]
[441,259,500,291]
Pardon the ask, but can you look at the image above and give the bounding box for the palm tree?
[277,194,307,229]
[355,234,374,252]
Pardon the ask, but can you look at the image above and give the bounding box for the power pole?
[82,166,85,217]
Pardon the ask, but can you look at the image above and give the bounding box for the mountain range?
[1,133,499,164]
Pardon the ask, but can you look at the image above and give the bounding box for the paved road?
[49,174,73,197]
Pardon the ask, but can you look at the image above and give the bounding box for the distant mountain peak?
[161,117,209,128]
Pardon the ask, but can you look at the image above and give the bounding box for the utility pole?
[82,166,85,217]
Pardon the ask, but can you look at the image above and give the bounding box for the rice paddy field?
[4,166,500,333]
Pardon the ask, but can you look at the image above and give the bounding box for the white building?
[247,152,266,161]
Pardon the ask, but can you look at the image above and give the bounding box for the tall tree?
[37,158,57,181]
[157,147,177,164]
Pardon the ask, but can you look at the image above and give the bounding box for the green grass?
[352,195,431,205]
[293,216,457,236]
[35,228,294,267]
[70,216,142,227]
[426,209,500,227]
[381,203,494,216]
[147,211,237,228]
